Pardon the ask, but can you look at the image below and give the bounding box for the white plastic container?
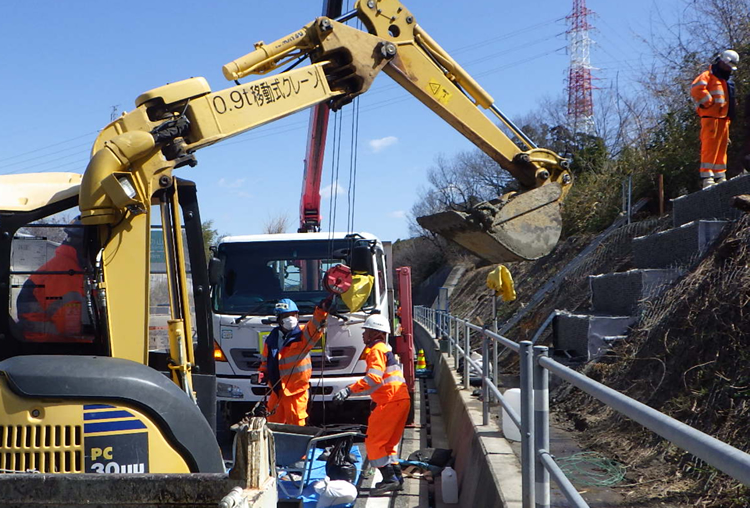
[441,466,459,504]
[501,388,522,442]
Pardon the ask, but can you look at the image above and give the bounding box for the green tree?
[201,220,222,259]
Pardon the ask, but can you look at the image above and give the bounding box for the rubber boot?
[702,177,715,190]
[371,465,401,495]
[392,462,404,491]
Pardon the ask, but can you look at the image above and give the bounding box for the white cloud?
[388,210,406,219]
[218,177,246,189]
[320,182,345,199]
[369,136,398,153]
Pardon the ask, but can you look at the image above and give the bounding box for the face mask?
[281,316,298,330]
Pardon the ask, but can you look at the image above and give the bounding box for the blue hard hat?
[274,298,299,315]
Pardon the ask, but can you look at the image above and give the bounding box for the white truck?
[210,231,391,422]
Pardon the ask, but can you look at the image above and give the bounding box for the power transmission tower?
[566,0,596,136]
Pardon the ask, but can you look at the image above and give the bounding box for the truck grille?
[230,347,358,372]
[0,425,83,473]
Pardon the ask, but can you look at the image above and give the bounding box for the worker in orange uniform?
[17,220,93,342]
[332,314,410,495]
[691,49,739,189]
[258,297,330,425]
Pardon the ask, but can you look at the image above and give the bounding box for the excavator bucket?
[417,184,563,263]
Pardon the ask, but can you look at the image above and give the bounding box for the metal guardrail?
[414,306,750,508]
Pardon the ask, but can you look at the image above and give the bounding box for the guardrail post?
[448,314,455,356]
[454,319,460,371]
[534,346,550,508]
[482,330,489,425]
[520,341,535,508]
[464,321,470,390]
[492,296,498,403]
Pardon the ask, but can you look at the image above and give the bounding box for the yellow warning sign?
[427,79,452,105]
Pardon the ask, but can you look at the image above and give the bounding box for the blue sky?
[1,0,678,243]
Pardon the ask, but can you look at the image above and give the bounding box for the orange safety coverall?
[259,306,327,425]
[17,243,92,342]
[691,67,731,181]
[348,340,410,468]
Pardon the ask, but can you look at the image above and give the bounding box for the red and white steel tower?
[566,0,595,135]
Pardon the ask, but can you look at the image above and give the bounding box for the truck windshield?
[213,239,373,315]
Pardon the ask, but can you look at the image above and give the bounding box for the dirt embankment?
[426,214,750,507]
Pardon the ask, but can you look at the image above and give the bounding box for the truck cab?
[210,232,389,418]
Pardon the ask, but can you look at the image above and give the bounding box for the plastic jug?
[441,466,459,504]
[501,388,522,442]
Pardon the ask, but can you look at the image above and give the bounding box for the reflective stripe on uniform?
[692,80,708,87]
[370,455,392,468]
[279,362,312,376]
[697,95,711,105]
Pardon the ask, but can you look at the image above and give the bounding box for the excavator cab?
[0,173,224,475]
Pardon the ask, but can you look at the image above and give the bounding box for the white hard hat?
[719,49,739,70]
[363,314,391,334]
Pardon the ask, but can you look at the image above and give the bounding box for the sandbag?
[314,479,358,507]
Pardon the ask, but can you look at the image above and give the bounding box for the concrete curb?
[414,321,522,508]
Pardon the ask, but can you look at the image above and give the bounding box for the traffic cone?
[416,349,427,370]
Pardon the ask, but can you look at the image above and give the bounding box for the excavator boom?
[220,0,573,261]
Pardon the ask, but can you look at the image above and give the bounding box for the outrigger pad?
[417,184,563,263]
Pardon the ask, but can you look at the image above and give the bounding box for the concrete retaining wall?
[414,322,522,508]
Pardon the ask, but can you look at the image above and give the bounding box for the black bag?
[325,435,357,483]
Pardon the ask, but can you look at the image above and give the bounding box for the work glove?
[319,295,334,312]
[332,386,351,405]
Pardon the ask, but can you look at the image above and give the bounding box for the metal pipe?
[466,321,519,352]
[454,318,460,371]
[538,452,589,507]
[493,296,499,401]
[534,346,550,508]
[334,9,357,22]
[519,341,535,508]
[482,331,489,425]
[531,310,559,345]
[464,321,470,390]
[489,104,537,150]
[539,355,750,487]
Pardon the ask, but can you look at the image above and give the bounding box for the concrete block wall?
[589,268,682,315]
[633,220,728,269]
[672,173,750,227]
[552,312,635,359]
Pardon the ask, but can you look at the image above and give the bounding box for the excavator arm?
[219,0,573,261]
[78,0,571,395]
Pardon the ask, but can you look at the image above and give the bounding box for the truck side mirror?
[350,243,373,275]
[208,257,223,286]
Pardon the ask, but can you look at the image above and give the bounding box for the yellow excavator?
[0,0,571,504]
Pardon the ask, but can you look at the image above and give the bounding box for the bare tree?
[263,213,291,234]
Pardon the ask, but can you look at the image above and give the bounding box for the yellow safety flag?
[486,265,516,302]
[341,273,374,312]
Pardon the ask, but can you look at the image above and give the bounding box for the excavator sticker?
[427,79,452,105]
[83,405,149,473]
